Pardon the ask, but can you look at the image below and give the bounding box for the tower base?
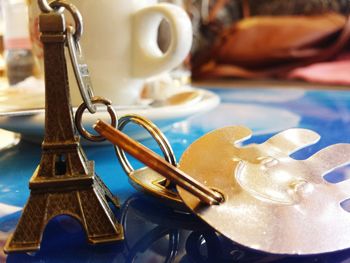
[4,162,123,253]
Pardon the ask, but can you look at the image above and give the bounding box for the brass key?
[94,120,224,205]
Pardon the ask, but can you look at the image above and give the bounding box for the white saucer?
[0,87,219,144]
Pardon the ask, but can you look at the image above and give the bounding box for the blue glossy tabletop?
[1,85,350,262]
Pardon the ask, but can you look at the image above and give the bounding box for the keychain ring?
[49,0,83,41]
[38,0,63,13]
[115,114,177,175]
[75,97,117,142]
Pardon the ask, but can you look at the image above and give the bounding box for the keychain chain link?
[38,0,64,13]
[38,0,81,41]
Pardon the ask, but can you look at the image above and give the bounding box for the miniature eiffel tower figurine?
[4,11,123,253]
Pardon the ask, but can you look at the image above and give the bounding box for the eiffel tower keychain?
[7,0,350,256]
[4,0,123,253]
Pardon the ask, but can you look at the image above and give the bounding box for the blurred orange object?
[192,13,350,80]
[216,14,346,66]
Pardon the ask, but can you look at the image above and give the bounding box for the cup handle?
[132,3,192,78]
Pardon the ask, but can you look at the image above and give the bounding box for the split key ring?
[75,97,117,142]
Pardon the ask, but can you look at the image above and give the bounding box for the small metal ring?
[75,97,117,142]
[50,0,83,41]
[115,114,177,175]
[38,0,64,13]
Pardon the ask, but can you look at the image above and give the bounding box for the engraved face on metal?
[177,126,350,255]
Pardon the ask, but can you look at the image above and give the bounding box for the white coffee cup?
[28,0,192,105]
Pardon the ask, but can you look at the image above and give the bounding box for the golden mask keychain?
[91,120,350,255]
[177,126,350,255]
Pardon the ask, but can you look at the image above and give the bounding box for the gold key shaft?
[94,120,223,205]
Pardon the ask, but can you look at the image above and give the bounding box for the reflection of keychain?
[119,195,200,263]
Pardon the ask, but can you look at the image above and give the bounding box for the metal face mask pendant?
[177,126,350,255]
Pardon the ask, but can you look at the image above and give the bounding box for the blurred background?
[0,0,349,91]
[161,0,350,87]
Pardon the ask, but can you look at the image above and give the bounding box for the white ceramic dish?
[0,87,219,144]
